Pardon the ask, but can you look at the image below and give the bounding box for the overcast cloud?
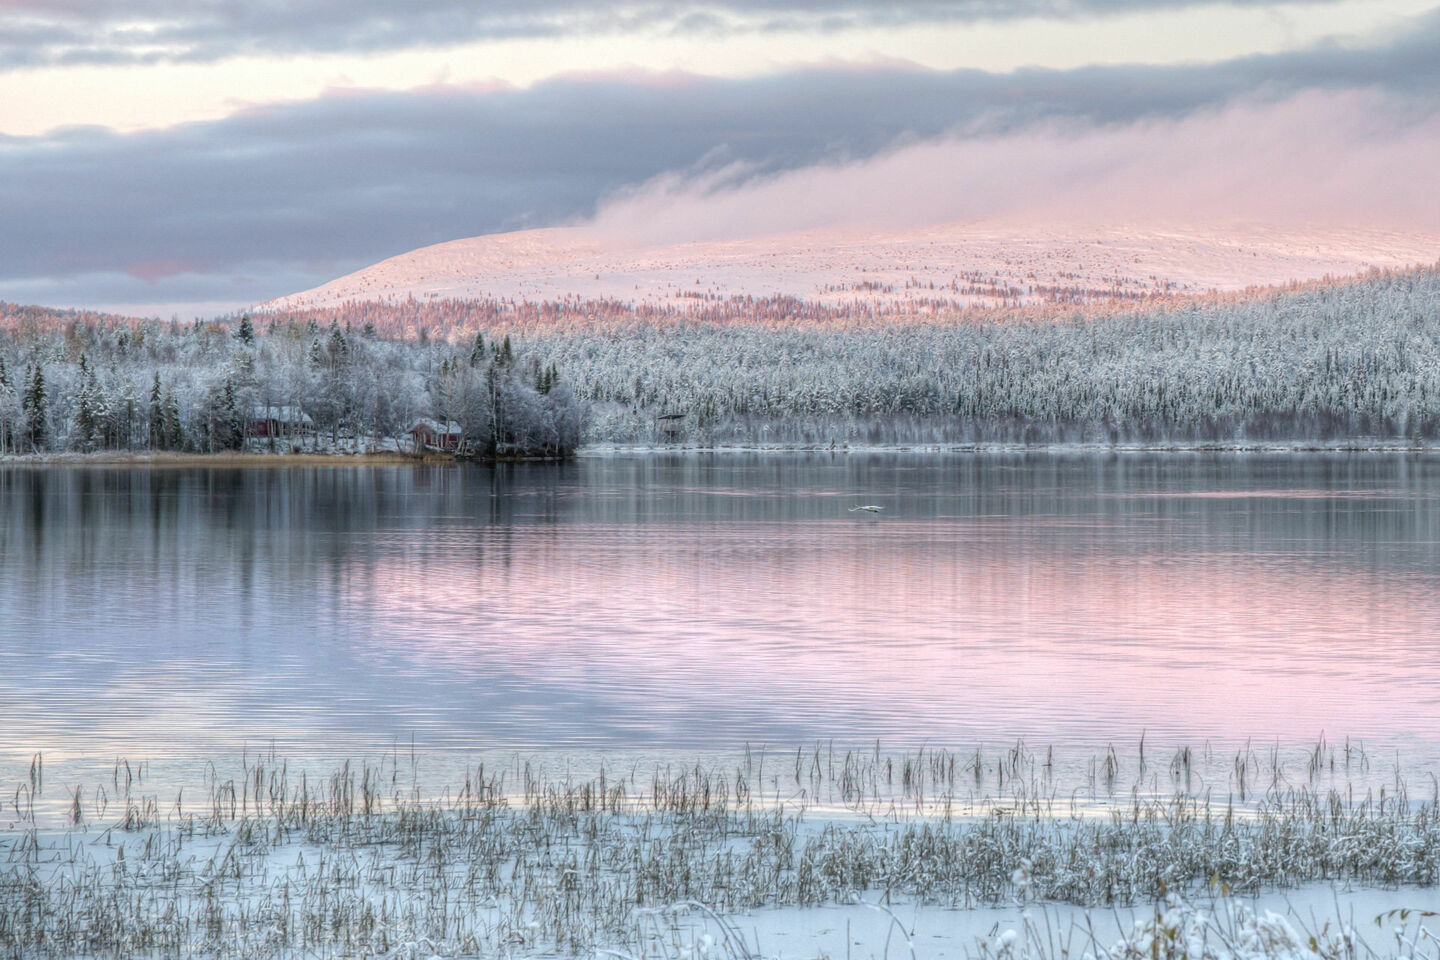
[0,0,1355,69]
[589,91,1440,243]
[2,5,1438,313]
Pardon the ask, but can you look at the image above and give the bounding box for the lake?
[3,452,1439,798]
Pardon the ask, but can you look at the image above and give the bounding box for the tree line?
[521,265,1440,446]
[5,264,1440,454]
[0,314,583,457]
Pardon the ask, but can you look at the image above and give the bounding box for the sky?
[2,0,1439,316]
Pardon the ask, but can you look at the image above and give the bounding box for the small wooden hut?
[409,418,465,452]
[247,405,313,438]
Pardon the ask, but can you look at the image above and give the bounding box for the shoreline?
[1,439,1439,466]
[0,450,441,467]
[581,439,1440,456]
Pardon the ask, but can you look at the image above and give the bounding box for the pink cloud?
[587,90,1440,243]
[123,259,197,284]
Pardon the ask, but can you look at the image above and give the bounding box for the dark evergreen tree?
[114,377,138,450]
[73,381,98,450]
[0,355,9,453]
[235,315,255,346]
[204,378,242,451]
[225,379,242,447]
[326,324,348,364]
[148,373,165,450]
[163,391,182,451]
[494,334,514,368]
[22,363,48,451]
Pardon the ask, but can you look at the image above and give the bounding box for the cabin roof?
[410,418,464,434]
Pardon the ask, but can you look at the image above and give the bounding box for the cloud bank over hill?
[586,91,1440,245]
[2,4,1439,314]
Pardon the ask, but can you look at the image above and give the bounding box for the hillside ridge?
[262,219,1440,315]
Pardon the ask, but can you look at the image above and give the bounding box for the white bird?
[849,505,884,513]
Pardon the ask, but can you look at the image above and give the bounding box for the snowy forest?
[3,265,1439,454]
[537,266,1440,445]
[0,311,583,457]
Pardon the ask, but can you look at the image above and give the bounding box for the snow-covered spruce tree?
[21,362,48,452]
[162,391,182,451]
[0,354,16,453]
[147,373,165,450]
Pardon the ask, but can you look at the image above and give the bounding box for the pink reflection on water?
[344,513,1440,748]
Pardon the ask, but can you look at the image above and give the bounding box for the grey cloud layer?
[0,0,1348,69]
[2,12,1438,310]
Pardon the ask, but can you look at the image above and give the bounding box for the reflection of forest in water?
[1,453,1438,765]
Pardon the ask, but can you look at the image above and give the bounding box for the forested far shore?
[539,265,1440,446]
[0,314,583,458]
[3,265,1440,454]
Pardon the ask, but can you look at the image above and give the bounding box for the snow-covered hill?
[263,219,1440,313]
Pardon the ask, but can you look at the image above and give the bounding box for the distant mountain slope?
[262,220,1440,314]
[0,301,146,329]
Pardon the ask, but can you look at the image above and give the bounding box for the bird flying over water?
[849,505,884,513]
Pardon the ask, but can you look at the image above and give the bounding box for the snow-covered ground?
[737,888,1434,960]
[5,744,1438,959]
[263,219,1440,313]
[4,819,1432,960]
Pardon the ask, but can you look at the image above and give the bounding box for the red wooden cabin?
[247,405,313,438]
[409,418,465,452]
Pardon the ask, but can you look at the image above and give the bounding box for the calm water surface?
[2,452,1438,777]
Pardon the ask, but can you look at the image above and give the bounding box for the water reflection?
[1,453,1438,769]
